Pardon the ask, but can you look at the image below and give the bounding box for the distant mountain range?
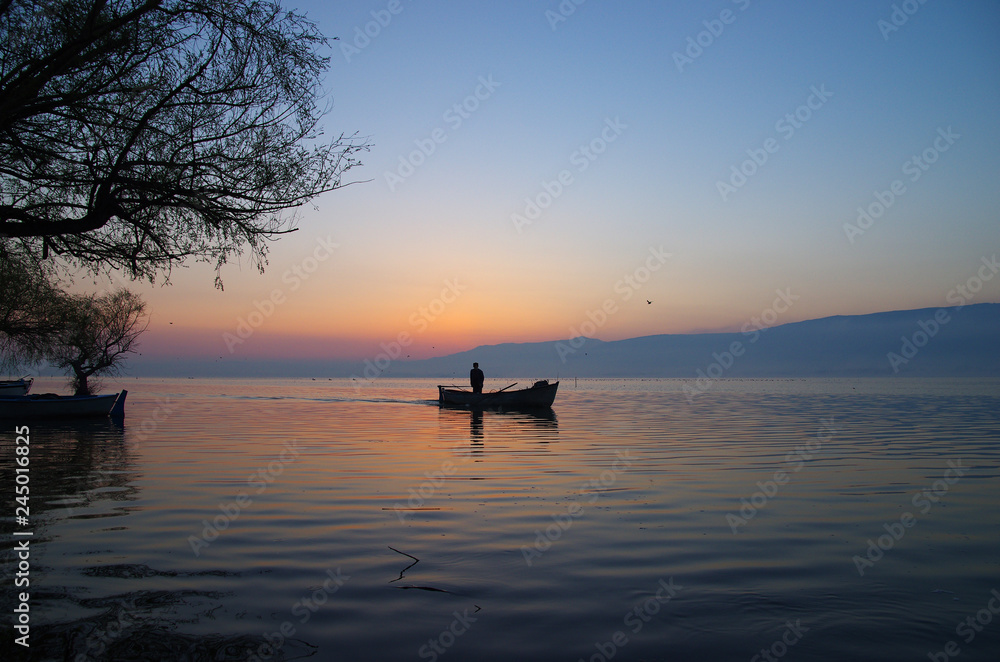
[109,303,999,379]
[381,303,1000,380]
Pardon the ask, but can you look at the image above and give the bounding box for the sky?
[86,0,999,372]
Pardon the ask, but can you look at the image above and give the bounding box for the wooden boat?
[0,378,32,396]
[438,380,558,409]
[0,390,127,419]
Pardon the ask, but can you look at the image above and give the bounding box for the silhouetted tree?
[48,288,147,395]
[0,0,368,285]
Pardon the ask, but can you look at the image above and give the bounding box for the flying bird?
[646,300,652,305]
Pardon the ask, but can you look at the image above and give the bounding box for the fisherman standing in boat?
[470,362,485,393]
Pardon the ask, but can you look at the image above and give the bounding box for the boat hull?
[0,390,127,418]
[438,381,558,409]
[0,379,32,396]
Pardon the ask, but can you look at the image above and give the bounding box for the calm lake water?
[2,377,999,661]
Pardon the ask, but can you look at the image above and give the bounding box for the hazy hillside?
[384,303,1000,380]
[116,303,999,378]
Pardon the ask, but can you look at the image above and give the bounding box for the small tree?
[49,288,147,395]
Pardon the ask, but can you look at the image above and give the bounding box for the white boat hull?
[0,379,32,396]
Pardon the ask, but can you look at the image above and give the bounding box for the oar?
[476,382,517,405]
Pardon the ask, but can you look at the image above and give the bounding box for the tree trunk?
[71,363,90,396]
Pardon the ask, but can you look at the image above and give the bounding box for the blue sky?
[130,0,999,362]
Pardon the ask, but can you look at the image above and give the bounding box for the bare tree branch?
[0,0,369,284]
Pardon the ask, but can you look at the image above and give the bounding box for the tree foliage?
[0,0,368,284]
[0,246,65,371]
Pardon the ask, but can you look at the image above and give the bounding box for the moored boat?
[438,380,558,409]
[0,390,127,419]
[0,378,32,396]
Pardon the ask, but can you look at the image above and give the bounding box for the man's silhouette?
[470,362,484,393]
